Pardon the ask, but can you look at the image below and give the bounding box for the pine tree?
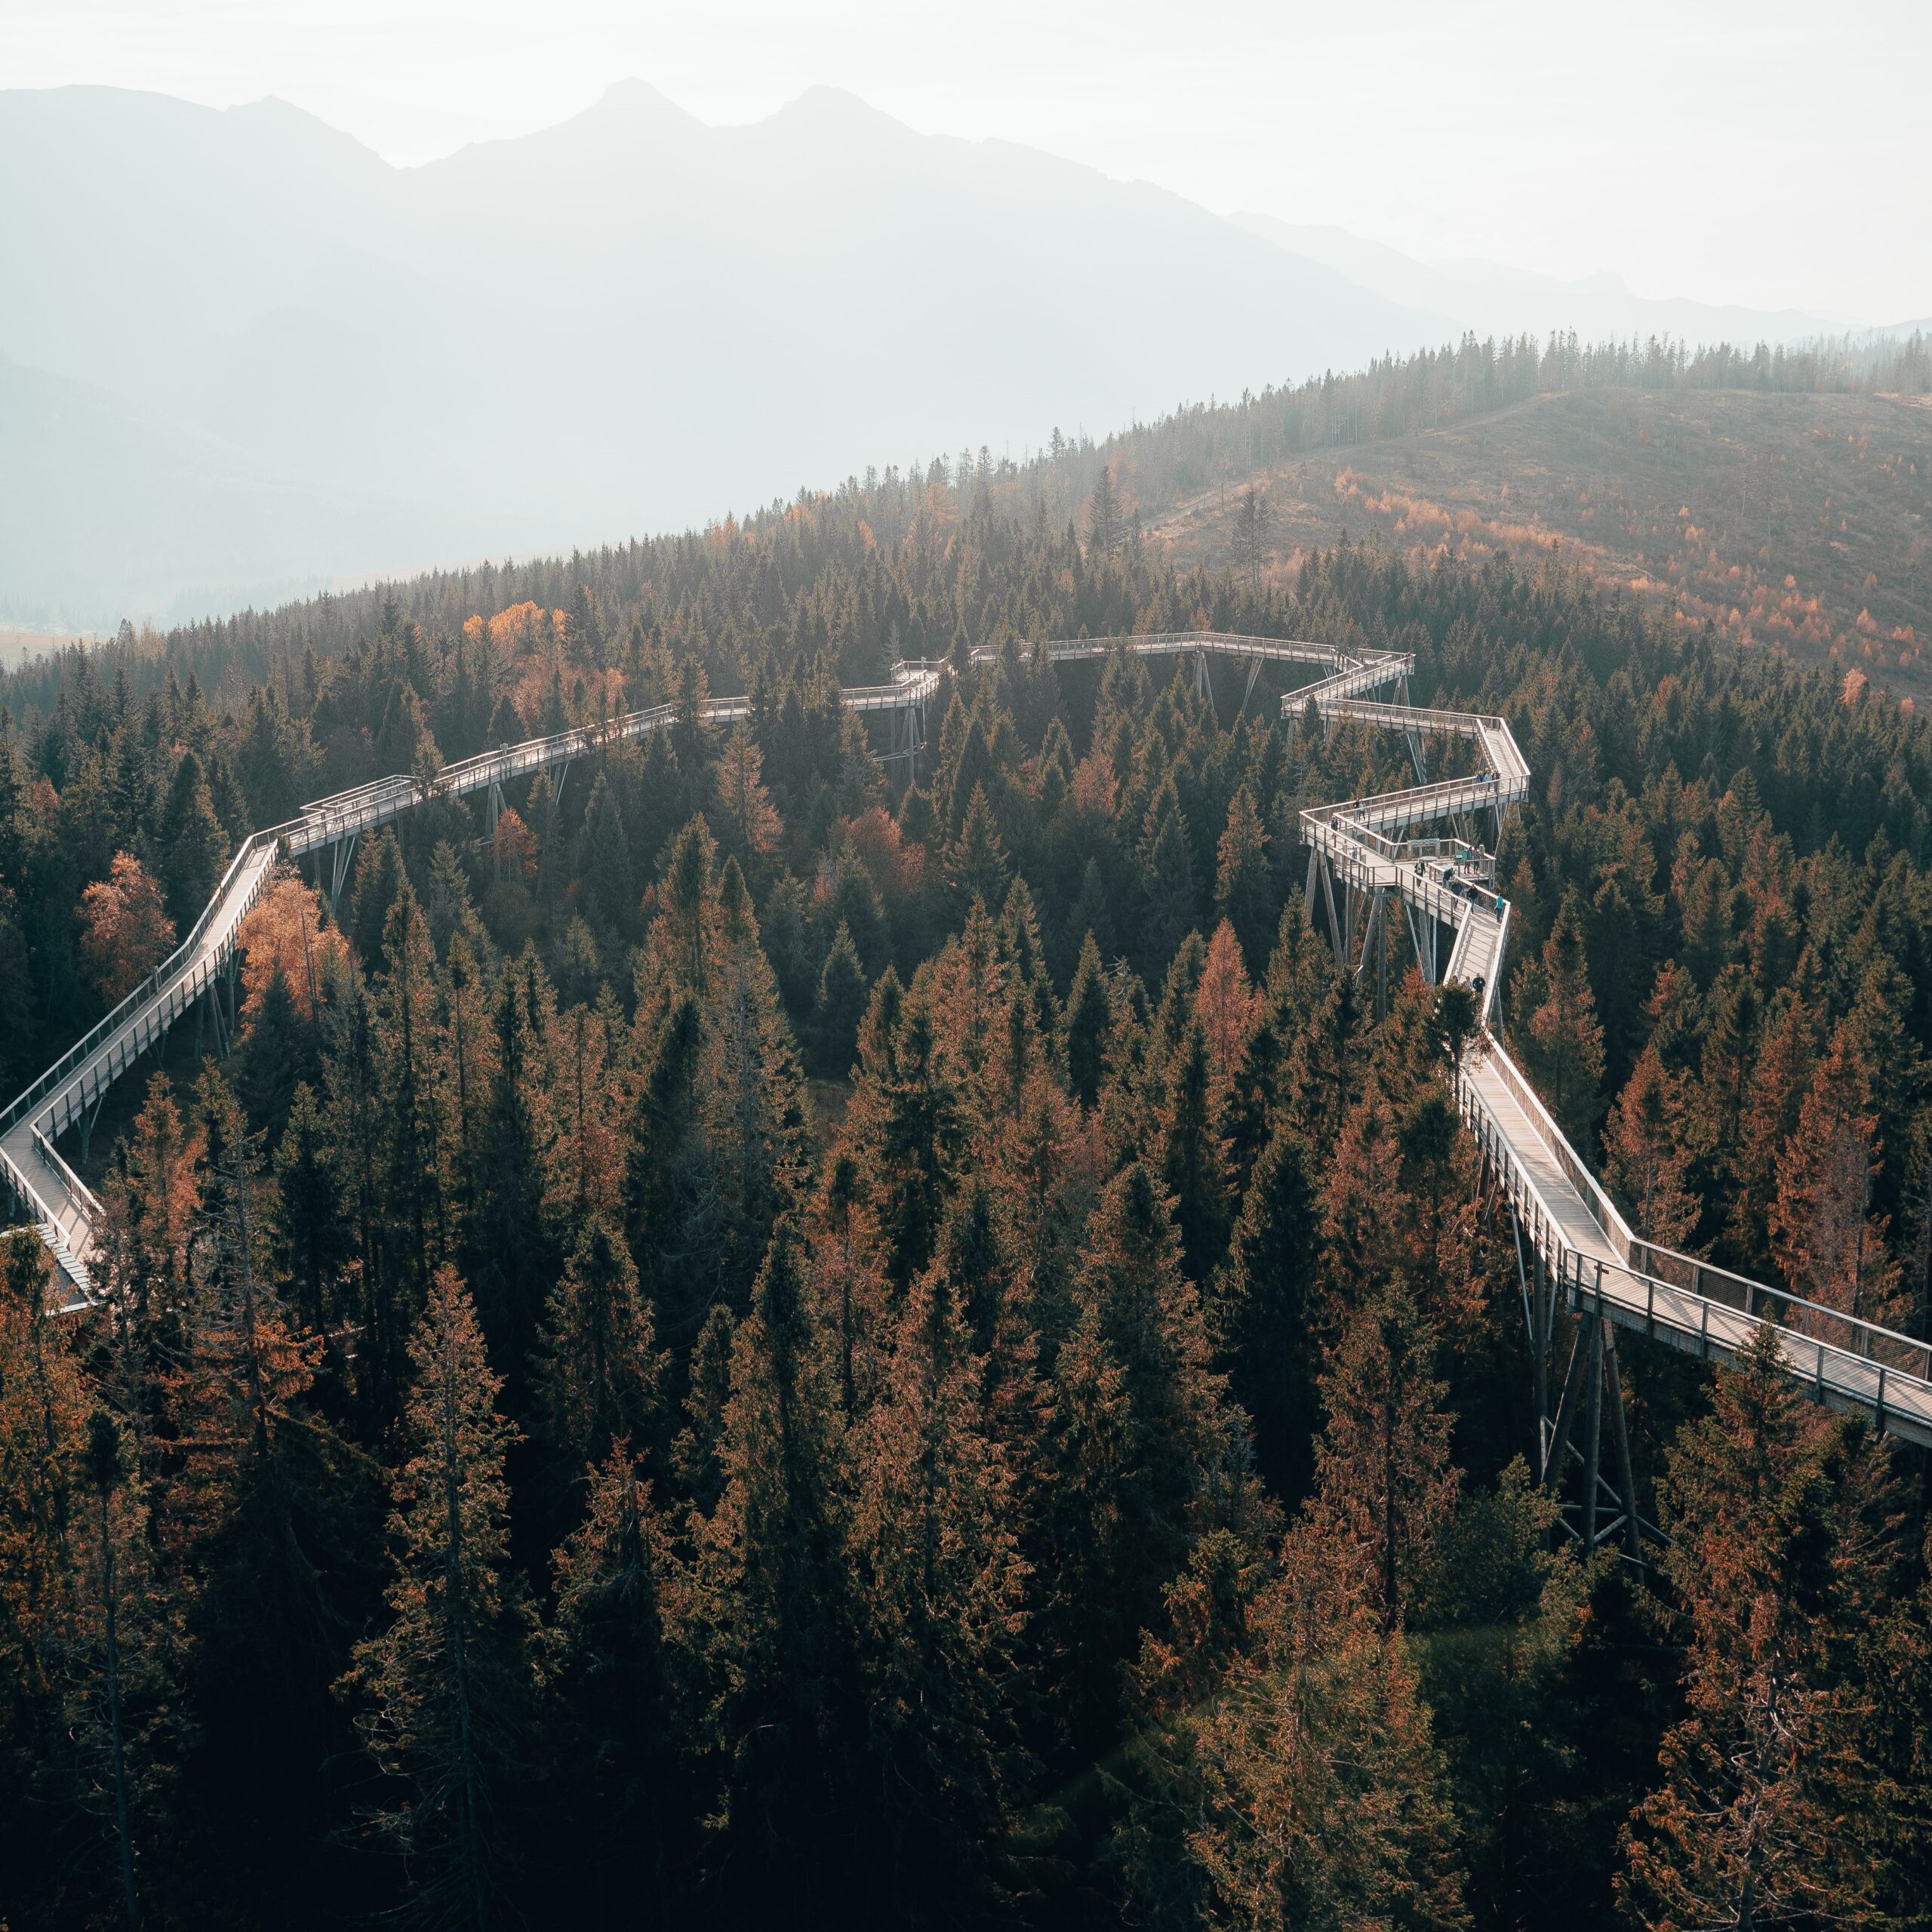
[464,955,560,1377]
[341,1266,534,1931]
[374,879,451,1341]
[233,964,310,1140]
[1309,1281,1457,1629]
[1214,1120,1321,1503]
[1603,1042,1700,1251]
[157,747,230,928]
[1140,800,1198,982]
[1770,1023,1902,1325]
[696,1226,864,1911]
[841,968,966,1291]
[998,872,1060,1049]
[1087,465,1121,563]
[346,827,407,968]
[178,1069,377,1894]
[1115,1510,1465,1932]
[1063,930,1112,1108]
[272,1081,342,1336]
[82,1410,149,1932]
[78,851,176,1004]
[574,771,636,942]
[694,857,809,1308]
[537,1219,663,1475]
[549,992,623,1222]
[1727,991,1818,1272]
[1156,1016,1232,1285]
[1046,1162,1232,1746]
[0,1229,88,1767]
[1196,917,1256,1083]
[95,1072,203,1447]
[1517,888,1605,1149]
[1621,1327,1896,1932]
[1407,1463,1596,1932]
[438,925,500,1225]
[542,1447,688,1921]
[846,1254,1029,1918]
[1214,787,1274,974]
[811,919,868,1078]
[1062,854,1116,970]
[623,992,708,1341]
[712,726,783,862]
[945,781,1011,912]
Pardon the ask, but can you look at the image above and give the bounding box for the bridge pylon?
[1527,1252,1647,1561]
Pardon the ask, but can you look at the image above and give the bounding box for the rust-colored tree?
[78,851,176,1004]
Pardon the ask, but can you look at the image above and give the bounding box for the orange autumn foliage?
[493,807,539,884]
[78,851,176,1004]
[838,805,924,900]
[1195,919,1255,1081]
[236,872,348,1020]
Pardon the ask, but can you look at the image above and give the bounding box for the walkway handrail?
[1455,1044,1586,1267]
[1473,1036,1635,1260]
[0,821,297,1140]
[1481,901,1509,1029]
[1569,1254,1932,1443]
[0,1143,55,1237]
[1622,1238,1932,1376]
[32,1125,99,1217]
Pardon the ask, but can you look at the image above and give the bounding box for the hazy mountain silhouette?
[1232,214,1838,349]
[0,82,1841,629]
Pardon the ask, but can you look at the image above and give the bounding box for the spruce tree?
[1602,1043,1699,1250]
[1139,801,1198,983]
[1307,1281,1458,1629]
[537,1218,664,1476]
[1518,888,1605,1149]
[1046,1162,1230,1746]
[1622,1327,1897,1932]
[375,879,451,1337]
[542,1447,689,1920]
[463,955,560,1377]
[811,919,868,1078]
[945,782,1011,912]
[1770,1023,1902,1324]
[697,1227,863,1913]
[574,771,636,943]
[1214,1120,1321,1503]
[1214,786,1274,974]
[847,1256,1029,1919]
[341,1267,535,1931]
[157,746,230,928]
[1063,930,1112,1108]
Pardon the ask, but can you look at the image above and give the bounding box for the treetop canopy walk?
[5,631,1928,1528]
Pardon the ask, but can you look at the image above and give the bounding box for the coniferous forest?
[8,469,1932,1929]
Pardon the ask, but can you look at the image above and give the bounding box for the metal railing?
[1561,1246,1932,1447]
[1455,1042,1932,1447]
[1472,1038,1635,1258]
[1032,629,1394,667]
[0,823,295,1143]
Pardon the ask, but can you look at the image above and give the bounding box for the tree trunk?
[99,1493,140,1931]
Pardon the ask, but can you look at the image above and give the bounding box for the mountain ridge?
[0,82,1862,629]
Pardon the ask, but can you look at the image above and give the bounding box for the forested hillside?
[1056,330,1932,699]
[5,485,1932,1929]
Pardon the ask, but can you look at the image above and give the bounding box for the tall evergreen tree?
[157,747,230,928]
[341,1267,534,1932]
[1622,1327,1897,1932]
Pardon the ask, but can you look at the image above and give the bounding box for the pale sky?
[8,0,1930,325]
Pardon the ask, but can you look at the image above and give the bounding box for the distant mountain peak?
[770,85,915,137]
[581,77,703,130]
